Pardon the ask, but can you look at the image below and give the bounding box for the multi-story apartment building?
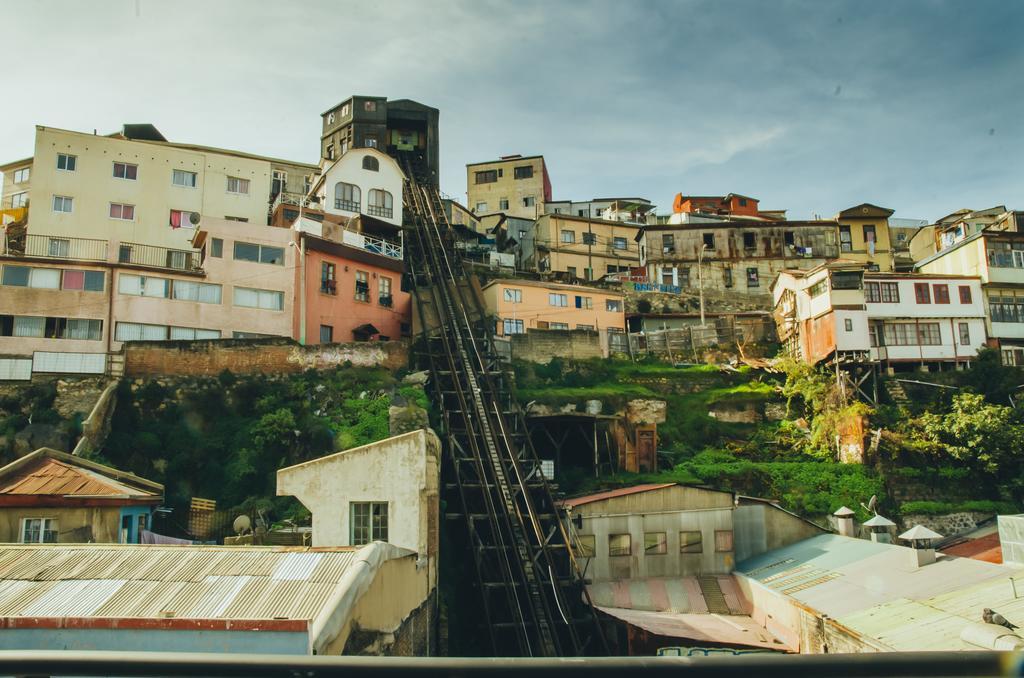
[526,214,641,280]
[915,230,1024,364]
[482,278,625,354]
[834,203,895,272]
[318,96,439,186]
[0,155,31,226]
[0,124,317,253]
[773,261,986,370]
[544,197,655,224]
[638,220,839,301]
[465,154,552,220]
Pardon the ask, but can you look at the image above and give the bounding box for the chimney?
[863,514,896,543]
[833,506,856,537]
[899,524,943,567]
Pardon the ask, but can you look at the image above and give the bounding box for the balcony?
[335,198,359,212]
[18,234,108,262]
[118,242,201,272]
[340,229,402,260]
[367,204,394,219]
[271,191,313,213]
[379,294,393,308]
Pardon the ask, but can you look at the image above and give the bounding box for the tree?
[917,393,1024,479]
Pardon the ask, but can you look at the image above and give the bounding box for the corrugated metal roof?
[561,483,678,508]
[597,606,794,652]
[0,544,359,622]
[0,458,157,498]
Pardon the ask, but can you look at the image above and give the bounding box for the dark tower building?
[319,96,440,187]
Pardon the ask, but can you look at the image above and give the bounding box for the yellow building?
[1,124,317,252]
[531,213,642,279]
[465,154,550,220]
[481,278,625,337]
[835,203,895,272]
[0,156,31,226]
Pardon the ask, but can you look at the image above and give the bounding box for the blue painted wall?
[117,506,153,544]
[0,628,309,654]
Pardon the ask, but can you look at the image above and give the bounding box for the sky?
[3,0,1023,222]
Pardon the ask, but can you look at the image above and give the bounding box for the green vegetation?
[900,500,1019,516]
[101,367,414,525]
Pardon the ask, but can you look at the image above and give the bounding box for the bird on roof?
[983,608,1019,630]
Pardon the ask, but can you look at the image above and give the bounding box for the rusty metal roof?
[0,449,162,498]
[561,483,678,508]
[0,544,364,623]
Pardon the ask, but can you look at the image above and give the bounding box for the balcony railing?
[271,191,313,213]
[118,242,201,272]
[335,198,359,212]
[367,204,394,219]
[379,294,393,308]
[19,234,108,262]
[340,229,403,260]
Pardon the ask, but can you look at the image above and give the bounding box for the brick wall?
[509,329,604,364]
[124,338,409,377]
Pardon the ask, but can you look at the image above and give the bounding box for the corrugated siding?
[32,352,106,375]
[0,358,32,381]
[0,545,357,621]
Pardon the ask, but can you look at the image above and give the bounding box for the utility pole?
[698,243,708,327]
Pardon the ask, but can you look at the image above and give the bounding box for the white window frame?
[10,192,28,208]
[172,169,198,188]
[12,167,29,184]
[234,286,284,311]
[503,288,522,303]
[20,517,58,543]
[112,162,138,181]
[227,176,250,195]
[109,203,135,221]
[56,154,76,172]
[52,195,73,213]
[548,293,568,307]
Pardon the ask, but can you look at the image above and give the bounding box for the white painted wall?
[318,148,404,228]
[833,309,870,351]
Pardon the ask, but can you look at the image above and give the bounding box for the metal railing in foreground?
[0,650,1017,677]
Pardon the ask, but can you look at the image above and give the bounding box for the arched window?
[362,155,379,172]
[335,182,360,211]
[368,189,393,218]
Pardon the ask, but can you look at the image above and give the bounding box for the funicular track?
[400,155,606,657]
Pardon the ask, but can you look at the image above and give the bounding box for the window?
[172,169,197,187]
[577,209,586,217]
[595,208,604,217]
[475,170,498,184]
[881,282,899,303]
[644,532,667,555]
[608,533,631,557]
[743,232,756,249]
[560,230,576,244]
[350,502,388,545]
[503,288,522,303]
[225,216,249,223]
[364,100,377,112]
[503,318,525,334]
[882,322,942,346]
[363,137,378,149]
[990,296,1024,323]
[715,530,734,552]
[576,324,594,330]
[839,225,852,252]
[567,266,577,277]
[514,165,534,179]
[325,143,334,160]
[12,168,29,183]
[914,282,931,304]
[10,192,27,208]
[845,318,853,332]
[172,280,221,304]
[606,299,622,312]
[613,237,627,250]
[959,285,972,304]
[523,196,536,207]
[12,316,44,337]
[226,176,250,194]
[723,268,733,288]
[210,238,223,258]
[831,271,862,290]
[933,284,950,304]
[474,202,488,213]
[362,156,379,172]
[1,265,29,287]
[57,154,76,171]
[549,293,568,307]
[109,203,135,220]
[868,323,879,347]
[959,322,971,345]
[865,282,881,303]
[582,232,597,245]
[234,287,284,310]
[115,322,167,341]
[113,162,138,180]
[334,182,360,211]
[550,322,569,330]
[52,195,73,213]
[321,262,337,294]
[680,531,703,553]
[367,189,393,218]
[575,295,593,309]
[703,233,715,249]
[21,518,57,544]
[574,534,595,558]
[784,231,795,246]
[355,270,369,302]
[271,170,286,194]
[320,325,334,343]
[809,280,828,298]
[118,274,168,298]
[864,225,877,247]
[233,242,285,265]
[918,323,941,345]
[499,198,509,210]
[662,234,675,252]
[62,270,105,292]
[379,276,392,306]
[739,198,748,206]
[746,267,759,287]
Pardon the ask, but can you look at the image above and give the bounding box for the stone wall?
[900,511,992,538]
[71,381,119,457]
[509,329,604,364]
[123,338,408,377]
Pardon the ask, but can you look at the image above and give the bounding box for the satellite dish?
[188,211,201,226]
[233,514,251,535]
[860,495,879,515]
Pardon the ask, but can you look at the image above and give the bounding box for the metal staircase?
[400,154,606,657]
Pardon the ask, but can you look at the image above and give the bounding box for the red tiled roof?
[940,532,1003,564]
[560,483,676,508]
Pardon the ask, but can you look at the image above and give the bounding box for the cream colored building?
[1,124,317,252]
[835,203,895,272]
[529,213,642,280]
[465,154,550,220]
[481,278,626,337]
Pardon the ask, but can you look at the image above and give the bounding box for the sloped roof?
[561,483,678,508]
[0,449,162,499]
